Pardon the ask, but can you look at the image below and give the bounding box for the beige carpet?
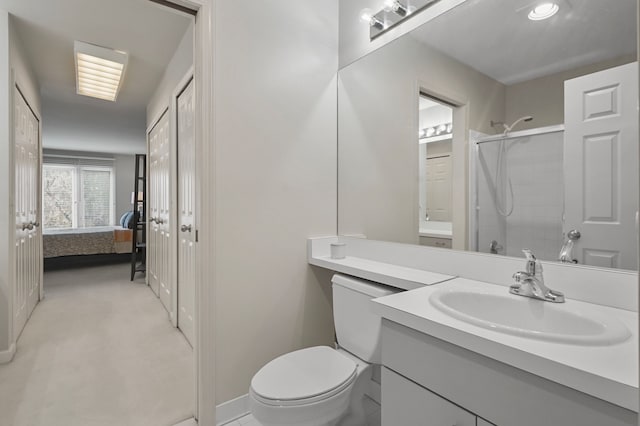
[0,263,194,426]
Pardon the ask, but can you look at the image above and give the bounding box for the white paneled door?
[564,62,638,270]
[148,110,173,314]
[13,86,40,339]
[177,78,196,346]
[425,154,452,222]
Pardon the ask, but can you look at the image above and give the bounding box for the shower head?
[503,115,533,135]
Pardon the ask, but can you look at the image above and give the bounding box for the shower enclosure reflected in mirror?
[337,0,638,270]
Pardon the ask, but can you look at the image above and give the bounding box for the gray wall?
[505,54,637,131]
[338,34,505,246]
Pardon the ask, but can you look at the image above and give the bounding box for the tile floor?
[0,263,194,426]
[224,395,382,426]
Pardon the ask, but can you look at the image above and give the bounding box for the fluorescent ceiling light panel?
[74,41,128,102]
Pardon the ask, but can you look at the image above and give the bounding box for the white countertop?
[418,229,453,238]
[309,255,454,290]
[418,221,452,238]
[372,278,639,412]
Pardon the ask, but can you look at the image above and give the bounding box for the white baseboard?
[173,418,197,426]
[216,394,250,425]
[0,343,16,364]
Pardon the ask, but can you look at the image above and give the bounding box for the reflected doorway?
[418,95,454,249]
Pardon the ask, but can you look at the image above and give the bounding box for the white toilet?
[249,274,399,426]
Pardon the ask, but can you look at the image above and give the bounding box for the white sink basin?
[429,288,631,346]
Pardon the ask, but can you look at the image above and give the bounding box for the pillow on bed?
[121,211,136,229]
[119,212,130,228]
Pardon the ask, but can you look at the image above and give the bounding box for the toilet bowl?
[249,274,400,426]
[249,346,371,426]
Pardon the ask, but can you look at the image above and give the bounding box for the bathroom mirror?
[337,0,638,270]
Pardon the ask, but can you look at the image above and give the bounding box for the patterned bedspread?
[43,226,132,258]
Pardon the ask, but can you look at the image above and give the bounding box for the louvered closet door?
[13,86,40,339]
[148,110,172,313]
[177,78,196,346]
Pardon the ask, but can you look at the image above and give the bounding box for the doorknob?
[181,224,192,233]
[21,222,34,231]
[567,229,581,241]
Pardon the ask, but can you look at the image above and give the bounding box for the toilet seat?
[250,346,358,407]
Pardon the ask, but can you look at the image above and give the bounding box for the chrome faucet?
[510,249,565,303]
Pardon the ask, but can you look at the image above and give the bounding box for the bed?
[43,226,133,269]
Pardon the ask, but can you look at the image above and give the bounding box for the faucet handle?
[522,249,542,275]
[512,271,525,283]
[522,249,536,262]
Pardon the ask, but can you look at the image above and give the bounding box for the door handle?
[33,221,40,228]
[22,222,34,231]
[180,224,192,233]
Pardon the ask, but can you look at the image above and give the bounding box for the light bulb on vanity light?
[360,8,385,29]
[383,0,409,16]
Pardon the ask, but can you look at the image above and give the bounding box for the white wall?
[213,0,338,404]
[41,97,146,155]
[0,11,41,355]
[147,22,193,125]
[338,34,504,246]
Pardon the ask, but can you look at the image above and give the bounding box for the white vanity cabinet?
[380,320,637,426]
[382,367,475,426]
[418,236,452,249]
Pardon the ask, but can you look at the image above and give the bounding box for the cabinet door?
[382,367,475,426]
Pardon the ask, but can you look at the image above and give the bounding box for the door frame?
[161,1,216,424]
[416,82,469,250]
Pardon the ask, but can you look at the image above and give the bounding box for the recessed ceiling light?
[528,3,559,21]
[74,41,128,102]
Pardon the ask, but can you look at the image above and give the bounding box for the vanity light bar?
[419,122,453,140]
[363,0,442,40]
[74,41,128,102]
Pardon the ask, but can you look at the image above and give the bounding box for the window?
[43,157,115,230]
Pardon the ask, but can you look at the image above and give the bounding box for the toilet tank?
[332,274,400,363]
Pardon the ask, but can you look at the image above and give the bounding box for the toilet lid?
[251,346,357,402]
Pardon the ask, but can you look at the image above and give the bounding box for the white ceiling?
[0,0,191,153]
[411,0,637,85]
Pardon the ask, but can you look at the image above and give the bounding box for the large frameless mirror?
[338,0,638,270]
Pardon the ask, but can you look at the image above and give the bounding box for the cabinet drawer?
[382,367,475,426]
[419,236,452,248]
